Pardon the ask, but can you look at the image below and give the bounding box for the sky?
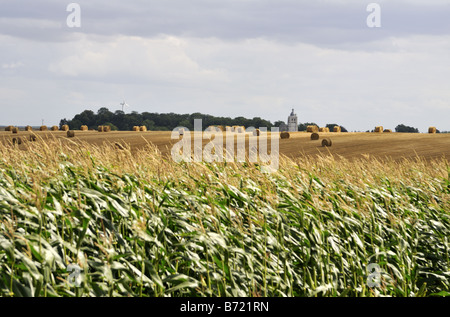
[1,0,450,132]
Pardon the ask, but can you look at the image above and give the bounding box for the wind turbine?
[120,101,130,112]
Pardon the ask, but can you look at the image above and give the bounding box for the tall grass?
[0,137,449,297]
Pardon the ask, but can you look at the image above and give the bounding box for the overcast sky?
[1,0,450,132]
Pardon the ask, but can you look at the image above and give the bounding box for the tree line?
[60,108,350,132]
[60,108,434,133]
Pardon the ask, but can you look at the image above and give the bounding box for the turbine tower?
[120,101,130,112]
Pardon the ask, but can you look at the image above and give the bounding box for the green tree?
[395,124,419,133]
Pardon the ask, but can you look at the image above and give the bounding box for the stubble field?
[2,130,450,161]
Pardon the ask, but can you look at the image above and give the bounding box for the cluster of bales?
[305,125,341,133]
[98,125,112,132]
[373,126,393,133]
[278,125,342,147]
[372,126,437,134]
[5,125,76,144]
[132,126,147,132]
[205,126,246,133]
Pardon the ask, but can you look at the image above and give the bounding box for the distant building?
[287,109,298,132]
[279,122,288,132]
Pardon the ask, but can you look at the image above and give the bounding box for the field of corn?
[0,137,449,297]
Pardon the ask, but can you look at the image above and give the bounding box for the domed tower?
[287,109,298,132]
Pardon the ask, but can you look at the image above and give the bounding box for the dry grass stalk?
[115,142,125,150]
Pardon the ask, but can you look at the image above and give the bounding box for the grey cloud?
[1,0,450,47]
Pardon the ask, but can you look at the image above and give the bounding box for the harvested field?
[1,131,450,162]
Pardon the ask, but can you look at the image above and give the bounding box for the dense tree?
[64,108,277,131]
[273,121,285,127]
[395,124,419,133]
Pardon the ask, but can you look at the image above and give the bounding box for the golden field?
[2,130,450,161]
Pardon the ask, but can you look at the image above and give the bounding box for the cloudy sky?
[1,0,450,132]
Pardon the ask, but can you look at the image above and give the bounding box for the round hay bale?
[80,125,88,131]
[61,125,69,131]
[311,132,320,140]
[5,126,13,132]
[333,126,341,133]
[51,126,59,131]
[132,126,140,132]
[40,125,48,131]
[307,125,319,133]
[319,127,330,133]
[253,129,260,136]
[11,127,19,134]
[25,126,32,131]
[103,125,111,132]
[428,127,437,134]
[374,126,383,133]
[67,130,75,138]
[280,131,290,139]
[140,126,147,132]
[12,137,22,145]
[98,126,104,132]
[29,135,37,142]
[384,129,392,133]
[322,138,332,147]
